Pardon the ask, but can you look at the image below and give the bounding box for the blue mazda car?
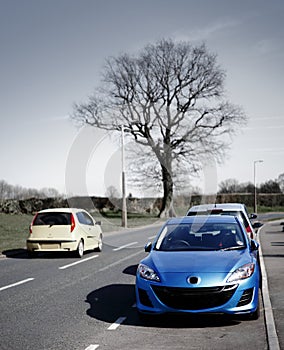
[136,215,260,319]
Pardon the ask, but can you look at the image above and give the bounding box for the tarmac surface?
[258,216,284,350]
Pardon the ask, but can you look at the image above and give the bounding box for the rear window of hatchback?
[33,213,71,226]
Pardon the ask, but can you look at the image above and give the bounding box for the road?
[0,220,278,350]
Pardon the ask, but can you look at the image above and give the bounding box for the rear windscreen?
[33,213,71,226]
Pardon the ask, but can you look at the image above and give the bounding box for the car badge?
[187,276,201,285]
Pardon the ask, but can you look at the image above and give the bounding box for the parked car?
[186,203,257,239]
[27,208,103,258]
[136,215,260,319]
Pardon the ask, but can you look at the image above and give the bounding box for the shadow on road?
[85,282,241,328]
[1,248,28,258]
[1,248,97,259]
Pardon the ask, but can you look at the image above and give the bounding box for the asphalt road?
[0,219,281,350]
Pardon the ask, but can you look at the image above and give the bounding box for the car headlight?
[227,263,255,283]
[138,264,160,282]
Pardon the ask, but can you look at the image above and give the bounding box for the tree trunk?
[158,164,176,218]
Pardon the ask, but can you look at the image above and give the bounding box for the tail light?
[246,225,253,239]
[29,213,38,234]
[70,213,76,232]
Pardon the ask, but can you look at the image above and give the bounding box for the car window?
[76,212,94,226]
[219,211,249,227]
[155,222,246,251]
[33,213,71,226]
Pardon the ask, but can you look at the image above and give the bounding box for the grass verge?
[0,212,163,254]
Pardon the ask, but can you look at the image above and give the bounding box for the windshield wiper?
[221,246,245,251]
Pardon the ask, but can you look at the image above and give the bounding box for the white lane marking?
[259,226,280,350]
[113,242,138,251]
[59,255,99,270]
[148,235,156,239]
[107,317,126,330]
[97,250,143,274]
[85,345,99,350]
[0,278,34,292]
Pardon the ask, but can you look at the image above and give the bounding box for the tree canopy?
[72,39,246,217]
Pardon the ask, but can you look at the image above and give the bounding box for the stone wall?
[1,193,284,215]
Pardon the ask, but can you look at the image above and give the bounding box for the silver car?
[186,203,257,239]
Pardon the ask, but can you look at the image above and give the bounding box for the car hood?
[144,250,251,274]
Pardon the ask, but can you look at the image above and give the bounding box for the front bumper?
[135,275,259,315]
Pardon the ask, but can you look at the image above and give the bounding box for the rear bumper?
[26,239,78,252]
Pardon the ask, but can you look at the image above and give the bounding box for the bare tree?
[105,185,120,199]
[72,39,246,217]
[278,173,284,193]
[218,178,241,193]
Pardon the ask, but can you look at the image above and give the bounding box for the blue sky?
[1,0,284,196]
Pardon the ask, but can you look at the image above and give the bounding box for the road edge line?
[259,226,280,350]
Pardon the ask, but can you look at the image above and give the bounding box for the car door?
[76,211,98,249]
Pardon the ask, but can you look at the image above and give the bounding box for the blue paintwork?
[136,215,260,316]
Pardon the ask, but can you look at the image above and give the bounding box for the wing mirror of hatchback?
[250,240,259,251]
[252,221,263,229]
[250,213,258,219]
[95,221,102,225]
[144,242,152,252]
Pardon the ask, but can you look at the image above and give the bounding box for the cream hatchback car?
[27,208,103,258]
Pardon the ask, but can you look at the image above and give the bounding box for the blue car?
[136,215,260,319]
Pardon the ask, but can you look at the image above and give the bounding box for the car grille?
[152,284,238,310]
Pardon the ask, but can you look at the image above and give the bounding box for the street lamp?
[253,160,263,213]
[121,125,127,228]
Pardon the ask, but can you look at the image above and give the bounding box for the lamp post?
[253,160,263,213]
[121,125,127,228]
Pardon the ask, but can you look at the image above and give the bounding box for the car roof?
[36,208,85,214]
[166,215,239,225]
[188,203,245,212]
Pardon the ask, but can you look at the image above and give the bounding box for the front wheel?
[247,290,260,320]
[249,303,260,320]
[76,240,84,258]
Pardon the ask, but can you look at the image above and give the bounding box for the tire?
[138,310,151,323]
[76,240,84,258]
[95,234,103,252]
[249,303,260,320]
[247,292,260,320]
[27,250,37,258]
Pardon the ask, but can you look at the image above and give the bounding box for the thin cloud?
[174,18,240,42]
[253,38,284,56]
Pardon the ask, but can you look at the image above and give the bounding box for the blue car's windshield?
[155,222,246,251]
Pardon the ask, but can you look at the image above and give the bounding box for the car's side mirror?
[95,221,102,225]
[250,213,258,219]
[251,240,259,251]
[252,221,263,229]
[144,242,152,252]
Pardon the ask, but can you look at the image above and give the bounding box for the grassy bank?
[0,213,33,253]
[0,212,163,254]
[1,207,283,254]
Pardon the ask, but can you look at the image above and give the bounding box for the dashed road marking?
[59,255,99,270]
[85,345,99,350]
[0,278,34,292]
[107,317,127,330]
[113,242,138,251]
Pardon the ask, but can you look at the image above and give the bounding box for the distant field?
[0,213,33,253]
[1,206,283,254]
[0,212,163,254]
